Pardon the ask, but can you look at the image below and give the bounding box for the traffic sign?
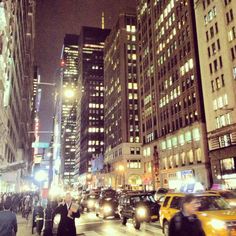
[32,142,49,148]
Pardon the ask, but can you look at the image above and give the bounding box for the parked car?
[159,192,236,236]
[95,189,119,219]
[118,192,160,230]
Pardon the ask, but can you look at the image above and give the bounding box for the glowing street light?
[64,89,75,98]
[34,169,48,182]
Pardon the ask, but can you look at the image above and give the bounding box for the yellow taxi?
[206,190,236,208]
[159,193,236,236]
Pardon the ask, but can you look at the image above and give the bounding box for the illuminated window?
[161,141,166,150]
[167,139,172,149]
[192,128,200,141]
[185,131,192,142]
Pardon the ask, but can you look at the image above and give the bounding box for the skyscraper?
[104,12,143,190]
[0,0,35,191]
[195,0,236,187]
[75,27,110,187]
[60,34,79,185]
[137,0,210,190]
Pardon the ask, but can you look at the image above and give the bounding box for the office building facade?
[0,0,35,191]
[104,12,143,190]
[75,27,110,187]
[60,34,79,184]
[195,0,236,187]
[137,0,210,190]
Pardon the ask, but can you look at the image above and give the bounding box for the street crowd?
[0,191,80,236]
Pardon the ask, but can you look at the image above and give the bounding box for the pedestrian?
[168,194,205,236]
[53,192,80,236]
[0,196,17,236]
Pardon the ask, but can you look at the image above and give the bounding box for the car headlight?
[229,201,236,207]
[88,200,94,208]
[137,207,147,218]
[209,219,226,230]
[103,205,112,214]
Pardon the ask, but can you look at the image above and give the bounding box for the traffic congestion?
[66,185,236,236]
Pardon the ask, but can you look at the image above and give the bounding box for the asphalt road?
[55,212,164,236]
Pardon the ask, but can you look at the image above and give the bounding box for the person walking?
[168,194,205,236]
[0,197,17,236]
[53,193,80,236]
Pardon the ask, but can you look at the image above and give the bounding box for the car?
[154,187,169,201]
[206,190,236,208]
[159,192,236,236]
[95,189,119,219]
[80,193,100,212]
[118,192,160,230]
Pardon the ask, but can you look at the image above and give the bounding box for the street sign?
[32,142,49,148]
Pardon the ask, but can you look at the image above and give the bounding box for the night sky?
[35,0,136,142]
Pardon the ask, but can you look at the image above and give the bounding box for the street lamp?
[64,89,75,98]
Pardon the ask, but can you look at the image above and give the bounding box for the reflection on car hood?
[198,210,236,221]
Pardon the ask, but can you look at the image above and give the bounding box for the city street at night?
[54,212,163,236]
[1,0,236,236]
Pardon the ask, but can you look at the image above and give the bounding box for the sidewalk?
[17,214,33,236]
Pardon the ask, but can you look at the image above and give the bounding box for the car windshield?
[131,194,156,203]
[220,192,236,199]
[197,196,231,211]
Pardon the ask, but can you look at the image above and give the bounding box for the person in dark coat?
[0,197,17,236]
[169,194,205,236]
[53,193,80,236]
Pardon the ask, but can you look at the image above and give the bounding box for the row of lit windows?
[88,127,104,133]
[130,136,140,143]
[216,113,231,129]
[155,0,175,27]
[88,103,104,109]
[162,148,202,169]
[204,6,216,25]
[128,93,138,100]
[213,94,228,110]
[88,140,104,145]
[161,128,201,150]
[126,25,136,33]
[180,58,194,76]
[127,160,141,169]
[159,86,181,108]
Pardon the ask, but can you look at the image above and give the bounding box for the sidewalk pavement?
[17,214,33,236]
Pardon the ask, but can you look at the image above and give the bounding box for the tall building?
[0,0,35,192]
[137,0,210,190]
[195,0,236,187]
[104,12,143,190]
[60,34,79,185]
[75,27,110,187]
